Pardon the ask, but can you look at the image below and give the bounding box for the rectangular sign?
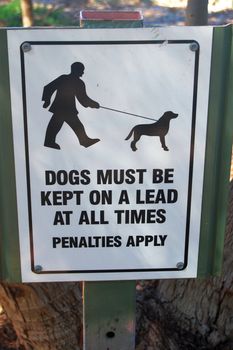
[6,27,214,282]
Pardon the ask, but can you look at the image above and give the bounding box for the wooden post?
[81,11,143,350]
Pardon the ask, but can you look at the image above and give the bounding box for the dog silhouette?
[125,111,178,151]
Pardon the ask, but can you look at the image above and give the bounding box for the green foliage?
[0,0,21,27]
[33,5,77,27]
[0,0,77,27]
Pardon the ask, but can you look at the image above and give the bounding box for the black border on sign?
[20,40,199,275]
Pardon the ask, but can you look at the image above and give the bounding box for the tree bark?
[136,181,233,349]
[186,0,208,26]
[20,0,34,27]
[0,282,83,349]
[0,180,233,349]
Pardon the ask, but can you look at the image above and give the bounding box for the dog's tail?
[125,127,135,141]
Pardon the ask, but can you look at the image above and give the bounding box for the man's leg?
[66,115,100,148]
[44,115,64,149]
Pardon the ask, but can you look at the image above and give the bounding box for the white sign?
[7,27,213,282]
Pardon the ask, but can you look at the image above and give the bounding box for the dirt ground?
[41,0,233,26]
[0,0,232,25]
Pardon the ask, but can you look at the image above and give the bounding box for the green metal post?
[0,29,21,282]
[82,11,142,350]
[197,25,233,276]
[83,281,136,350]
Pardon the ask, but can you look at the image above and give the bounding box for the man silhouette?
[42,62,100,150]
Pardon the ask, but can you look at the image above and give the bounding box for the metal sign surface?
[7,27,213,282]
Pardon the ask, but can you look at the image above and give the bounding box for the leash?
[100,105,157,122]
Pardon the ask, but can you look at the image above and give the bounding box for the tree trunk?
[20,0,34,27]
[0,180,233,349]
[0,282,83,349]
[136,180,233,349]
[186,0,208,26]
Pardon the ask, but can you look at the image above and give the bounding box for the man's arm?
[42,76,61,108]
[76,80,100,109]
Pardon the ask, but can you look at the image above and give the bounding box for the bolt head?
[34,265,43,273]
[176,262,184,270]
[22,42,31,52]
[189,42,199,52]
